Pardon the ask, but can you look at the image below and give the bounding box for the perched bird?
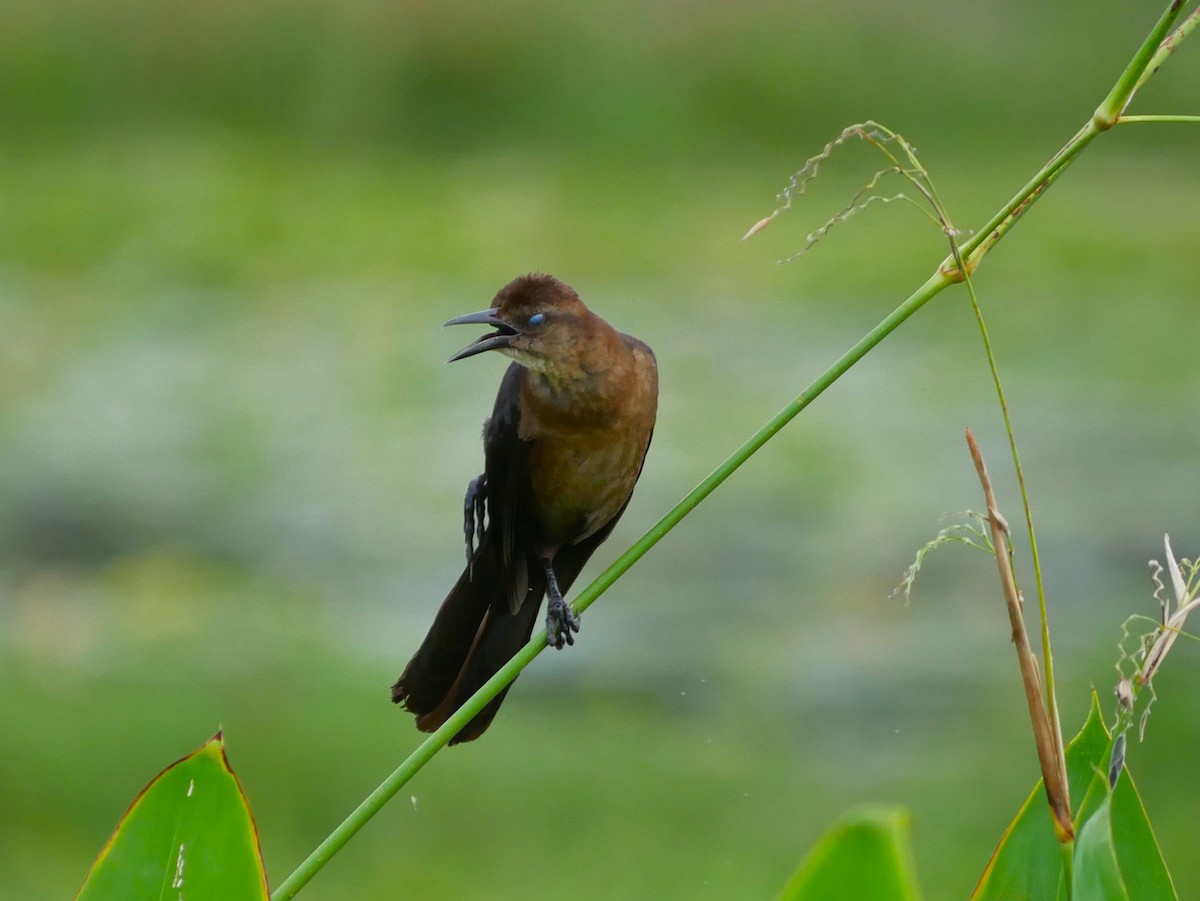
[392,274,658,743]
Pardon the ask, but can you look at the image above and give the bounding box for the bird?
[392,273,658,743]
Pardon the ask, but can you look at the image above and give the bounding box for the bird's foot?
[545,596,580,650]
[463,474,487,571]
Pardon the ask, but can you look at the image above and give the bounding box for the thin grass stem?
[1117,114,1200,124]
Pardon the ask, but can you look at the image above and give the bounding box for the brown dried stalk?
[965,428,1073,843]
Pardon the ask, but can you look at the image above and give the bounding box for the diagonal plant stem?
[1133,3,1200,93]
[271,264,951,900]
[1093,0,1192,127]
[945,0,1190,280]
[270,2,1195,897]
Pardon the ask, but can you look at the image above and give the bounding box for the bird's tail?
[391,542,544,744]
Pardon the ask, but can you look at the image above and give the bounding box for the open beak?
[444,309,519,362]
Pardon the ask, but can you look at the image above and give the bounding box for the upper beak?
[444,309,518,362]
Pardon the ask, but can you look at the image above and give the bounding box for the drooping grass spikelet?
[893,510,994,604]
[743,120,971,262]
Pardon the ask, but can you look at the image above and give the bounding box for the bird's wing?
[483,363,533,614]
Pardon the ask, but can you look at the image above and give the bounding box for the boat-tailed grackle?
[392,274,658,743]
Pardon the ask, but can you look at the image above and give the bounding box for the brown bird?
[392,274,658,743]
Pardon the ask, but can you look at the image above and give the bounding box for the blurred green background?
[2,0,1198,898]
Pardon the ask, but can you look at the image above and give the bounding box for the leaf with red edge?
[77,732,268,901]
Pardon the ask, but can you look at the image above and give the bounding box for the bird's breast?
[516,335,657,551]
[525,426,648,546]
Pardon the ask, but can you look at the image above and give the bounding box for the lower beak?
[444,309,517,362]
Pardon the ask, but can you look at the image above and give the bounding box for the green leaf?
[777,805,922,901]
[1074,793,1128,900]
[77,733,268,901]
[972,692,1175,901]
[1072,762,1176,901]
[1106,762,1175,900]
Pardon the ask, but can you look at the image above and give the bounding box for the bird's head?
[445,274,592,372]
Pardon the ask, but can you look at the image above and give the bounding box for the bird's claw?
[545,597,580,650]
[463,474,487,571]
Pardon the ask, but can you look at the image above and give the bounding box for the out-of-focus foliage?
[778,806,921,901]
[3,0,1181,156]
[1,0,1198,899]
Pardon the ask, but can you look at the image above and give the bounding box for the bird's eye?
[527,312,546,327]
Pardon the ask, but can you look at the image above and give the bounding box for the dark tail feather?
[440,545,599,743]
[438,589,543,743]
[393,534,603,743]
[392,545,546,743]
[392,549,498,718]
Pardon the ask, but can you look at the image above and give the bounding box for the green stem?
[1133,4,1200,93]
[945,0,1188,279]
[1117,114,1200,124]
[269,265,954,901]
[950,122,1097,277]
[579,271,952,613]
[271,637,547,900]
[961,272,1068,830]
[1094,0,1188,126]
[1060,840,1076,897]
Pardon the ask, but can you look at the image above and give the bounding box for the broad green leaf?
[1106,763,1175,900]
[77,733,268,901]
[778,805,922,901]
[1072,764,1175,901]
[1074,793,1128,900]
[972,692,1175,901]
